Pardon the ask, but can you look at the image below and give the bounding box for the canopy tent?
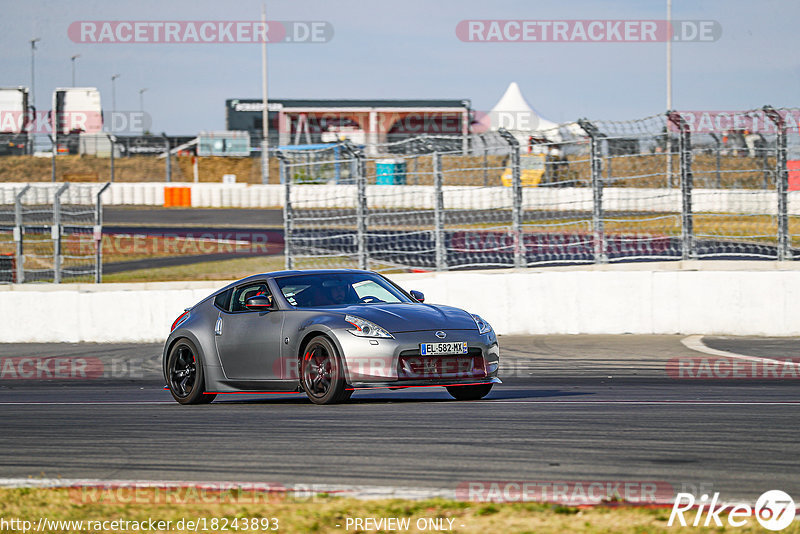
[477,82,574,144]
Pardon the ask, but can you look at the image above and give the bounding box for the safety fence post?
[764,106,790,261]
[578,119,607,264]
[94,182,110,283]
[342,141,368,270]
[432,151,447,271]
[668,111,695,260]
[162,134,172,183]
[497,128,525,268]
[14,185,30,283]
[52,183,69,283]
[49,134,57,182]
[277,152,293,270]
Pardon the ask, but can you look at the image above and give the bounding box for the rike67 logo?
[669,490,796,531]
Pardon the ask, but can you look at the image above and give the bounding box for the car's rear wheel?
[446,383,493,401]
[166,339,216,405]
[300,336,351,405]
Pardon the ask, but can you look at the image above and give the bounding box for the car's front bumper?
[335,328,500,385]
[348,376,502,390]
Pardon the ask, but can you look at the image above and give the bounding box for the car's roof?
[214,269,376,294]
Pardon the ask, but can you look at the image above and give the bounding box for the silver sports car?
[163,269,500,405]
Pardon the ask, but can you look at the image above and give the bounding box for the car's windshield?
[276,273,412,307]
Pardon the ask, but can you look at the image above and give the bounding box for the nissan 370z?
[163,269,500,405]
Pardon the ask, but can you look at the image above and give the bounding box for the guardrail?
[5,182,800,212]
[1,264,800,342]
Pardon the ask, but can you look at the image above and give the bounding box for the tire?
[166,339,216,405]
[300,336,350,405]
[446,383,493,401]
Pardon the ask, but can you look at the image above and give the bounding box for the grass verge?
[102,256,287,283]
[0,488,793,533]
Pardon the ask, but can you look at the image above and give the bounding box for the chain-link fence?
[0,183,108,283]
[281,107,800,272]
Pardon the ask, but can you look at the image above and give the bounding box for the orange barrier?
[164,186,191,207]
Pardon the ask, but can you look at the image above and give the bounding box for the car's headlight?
[471,314,492,335]
[344,315,394,338]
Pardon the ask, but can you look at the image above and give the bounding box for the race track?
[0,335,798,503]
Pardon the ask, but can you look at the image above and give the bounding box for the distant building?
[225,98,471,153]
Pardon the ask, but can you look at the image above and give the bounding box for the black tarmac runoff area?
[0,335,798,503]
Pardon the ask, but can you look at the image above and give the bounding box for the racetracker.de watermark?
[456,20,721,42]
[0,111,150,135]
[72,232,284,257]
[0,357,142,380]
[69,482,352,504]
[666,357,800,379]
[669,110,800,134]
[68,21,333,44]
[456,480,676,505]
[71,483,288,505]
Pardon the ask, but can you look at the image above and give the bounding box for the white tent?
[482,82,564,144]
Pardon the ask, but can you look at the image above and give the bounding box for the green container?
[375,159,407,185]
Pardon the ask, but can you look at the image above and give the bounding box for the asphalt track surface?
[0,335,798,503]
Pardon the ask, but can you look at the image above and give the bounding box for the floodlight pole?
[30,38,41,156]
[666,0,673,187]
[111,74,120,117]
[71,54,80,86]
[30,39,40,116]
[260,4,270,184]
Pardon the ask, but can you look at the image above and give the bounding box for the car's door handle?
[214,316,223,336]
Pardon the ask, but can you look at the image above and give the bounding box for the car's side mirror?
[410,290,425,303]
[245,295,273,311]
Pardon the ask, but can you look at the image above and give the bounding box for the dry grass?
[520,213,798,244]
[102,255,286,283]
[0,488,793,533]
[0,153,777,188]
[0,155,281,184]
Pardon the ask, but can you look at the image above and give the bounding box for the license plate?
[420,341,468,356]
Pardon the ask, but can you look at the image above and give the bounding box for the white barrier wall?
[3,183,800,214]
[1,263,799,343]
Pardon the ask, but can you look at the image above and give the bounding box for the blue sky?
[2,0,798,133]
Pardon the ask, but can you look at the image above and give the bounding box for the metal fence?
[281,107,800,272]
[0,183,108,283]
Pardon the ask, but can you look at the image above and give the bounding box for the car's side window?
[230,282,272,312]
[213,288,233,311]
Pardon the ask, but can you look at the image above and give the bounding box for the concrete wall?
[2,182,800,214]
[1,262,799,343]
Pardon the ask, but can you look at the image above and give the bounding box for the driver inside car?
[325,282,350,305]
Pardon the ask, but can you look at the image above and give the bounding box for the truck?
[52,87,103,154]
[0,87,30,155]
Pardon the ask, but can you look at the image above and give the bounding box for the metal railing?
[0,183,109,283]
[281,107,800,272]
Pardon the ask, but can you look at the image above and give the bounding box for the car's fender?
[284,312,352,383]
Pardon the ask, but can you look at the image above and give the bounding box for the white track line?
[0,401,172,405]
[1,400,797,406]
[681,334,800,368]
[476,400,800,405]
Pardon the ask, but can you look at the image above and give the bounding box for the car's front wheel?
[446,383,493,401]
[300,336,352,405]
[166,339,216,405]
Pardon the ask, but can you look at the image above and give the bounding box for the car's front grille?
[397,348,487,380]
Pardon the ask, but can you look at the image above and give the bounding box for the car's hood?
[329,303,477,333]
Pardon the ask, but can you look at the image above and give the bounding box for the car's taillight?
[171,310,190,332]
